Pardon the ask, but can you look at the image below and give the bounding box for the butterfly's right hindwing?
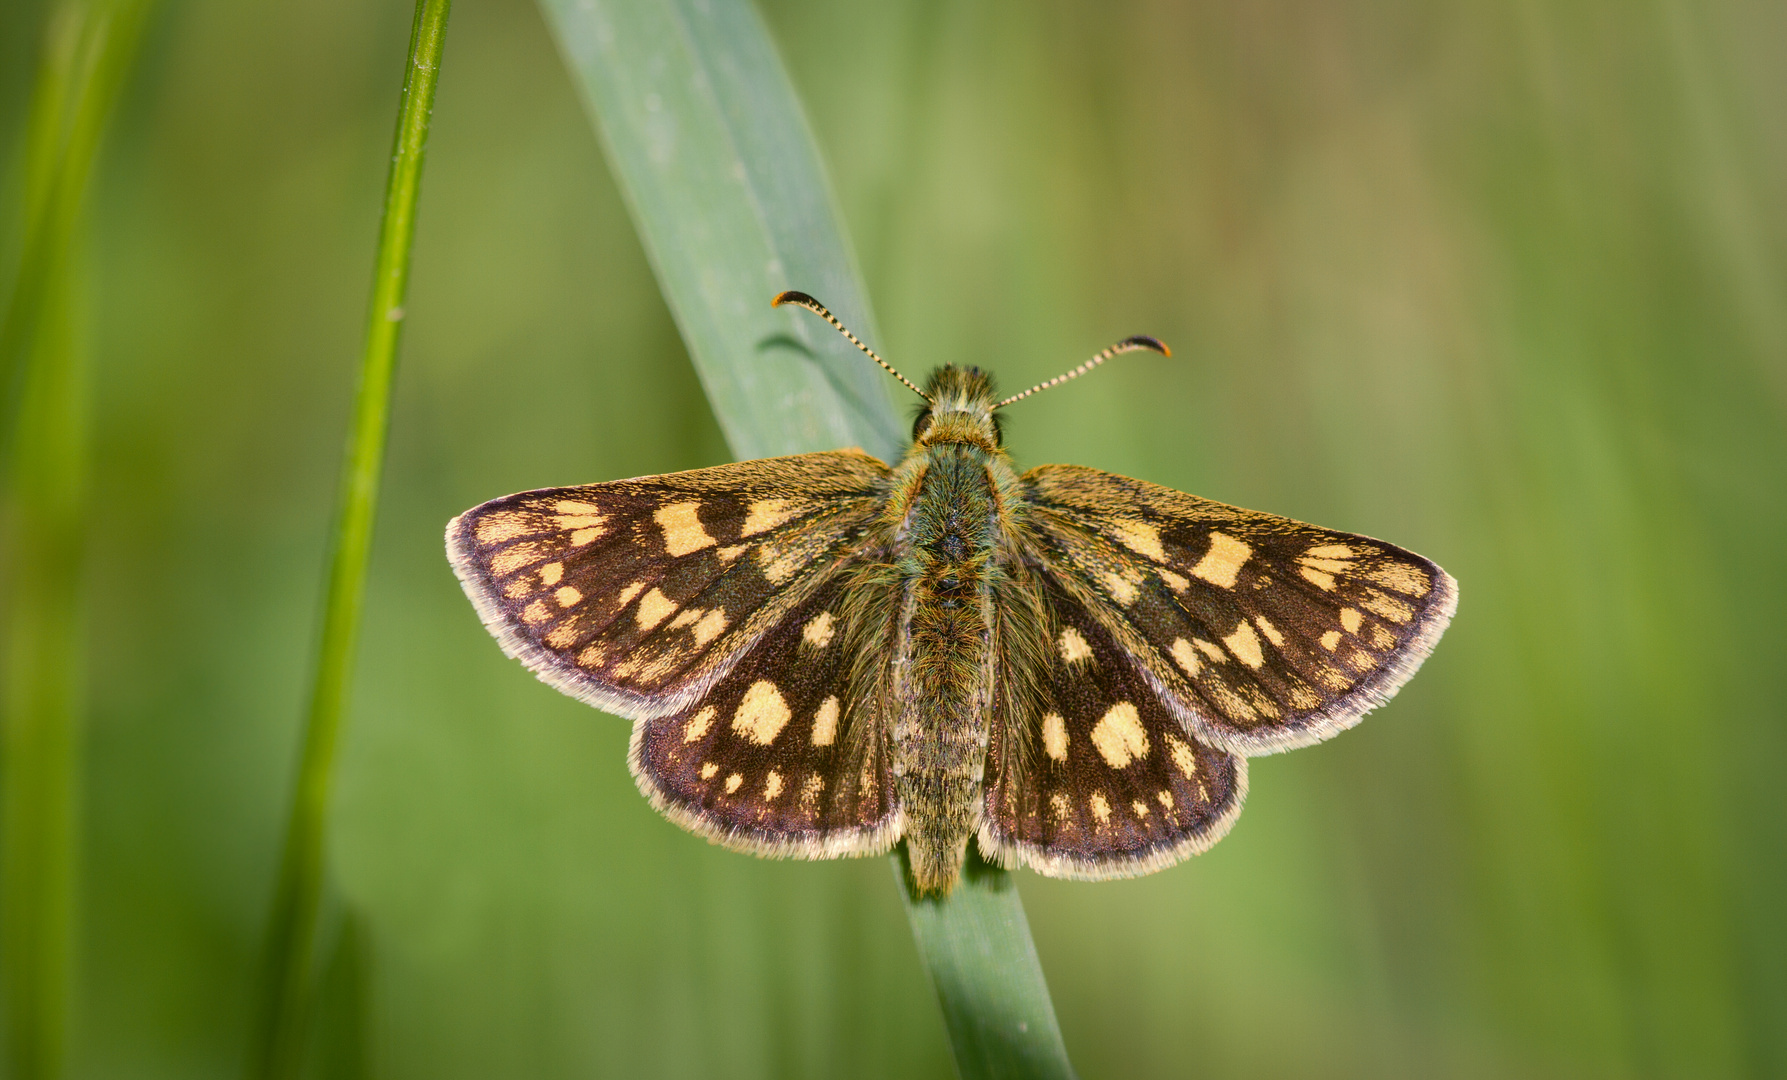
[447,450,890,720]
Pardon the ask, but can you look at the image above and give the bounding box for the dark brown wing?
[981,573,1245,879]
[630,573,898,858]
[447,450,890,720]
[1021,465,1457,755]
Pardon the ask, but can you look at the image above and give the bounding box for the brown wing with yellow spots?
[1020,465,1457,756]
[447,450,890,722]
[629,572,899,858]
[981,573,1245,879]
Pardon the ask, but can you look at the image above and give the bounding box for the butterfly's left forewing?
[447,450,890,720]
[1020,465,1457,756]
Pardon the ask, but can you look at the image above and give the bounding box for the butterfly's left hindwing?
[447,450,890,720]
[983,574,1245,880]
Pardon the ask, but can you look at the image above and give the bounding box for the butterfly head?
[770,290,1170,448]
[913,365,1002,450]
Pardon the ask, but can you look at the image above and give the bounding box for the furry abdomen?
[890,445,999,893]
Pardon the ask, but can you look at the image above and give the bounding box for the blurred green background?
[3,0,1784,1076]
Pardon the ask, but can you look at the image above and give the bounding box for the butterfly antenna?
[996,334,1170,408]
[772,291,929,402]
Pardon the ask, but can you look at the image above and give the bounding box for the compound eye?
[912,412,932,440]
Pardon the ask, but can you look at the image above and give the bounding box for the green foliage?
[2,3,153,1078]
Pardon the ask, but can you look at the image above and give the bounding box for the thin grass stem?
[245,3,451,1077]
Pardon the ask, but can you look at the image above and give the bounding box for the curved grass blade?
[538,0,904,464]
[246,3,451,1078]
[537,1,1074,1075]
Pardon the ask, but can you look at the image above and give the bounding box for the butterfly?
[447,292,1457,894]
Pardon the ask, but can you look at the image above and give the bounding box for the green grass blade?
[2,4,154,1078]
[537,2,1074,1075]
[246,3,451,1077]
[538,0,904,464]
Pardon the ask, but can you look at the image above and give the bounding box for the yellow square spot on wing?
[1254,616,1285,647]
[1344,649,1376,673]
[763,771,783,801]
[811,696,840,746]
[576,642,610,668]
[538,562,564,586]
[742,498,801,536]
[1223,620,1265,669]
[1307,544,1355,559]
[1241,683,1282,720]
[1194,638,1227,663]
[654,502,716,557]
[1362,590,1414,624]
[802,611,836,648]
[1201,675,1259,721]
[635,588,677,631]
[760,545,805,585]
[1320,630,1343,651]
[1049,793,1072,822]
[1367,562,1431,596]
[491,542,550,577]
[683,706,716,743]
[692,609,728,647]
[555,586,583,608]
[1090,702,1148,768]
[1159,568,1189,591]
[724,773,743,794]
[544,620,581,649]
[1165,735,1198,780]
[1041,713,1068,762]
[716,544,747,562]
[1057,627,1093,663]
[1368,624,1396,649]
[1132,799,1150,818]
[1288,681,1322,710]
[700,762,718,780]
[475,511,537,544]
[731,680,792,745]
[1157,789,1175,810]
[1300,566,1337,590]
[1340,607,1363,634]
[503,577,532,600]
[1111,517,1166,561]
[1314,664,1351,691]
[522,599,552,625]
[1191,532,1252,589]
[1171,638,1201,677]
[553,502,607,532]
[570,528,603,547]
[1098,569,1139,605]
[1089,792,1111,824]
